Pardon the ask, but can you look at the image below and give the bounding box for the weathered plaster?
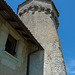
[0,64,24,75]
[0,22,2,34]
[29,50,44,75]
[0,15,35,75]
[21,41,38,75]
[0,15,24,41]
[16,41,25,67]
[0,24,9,51]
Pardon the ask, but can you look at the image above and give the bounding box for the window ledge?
[0,51,19,70]
[2,51,19,62]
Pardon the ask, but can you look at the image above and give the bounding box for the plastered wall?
[0,15,35,75]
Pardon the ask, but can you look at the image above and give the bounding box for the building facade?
[0,0,66,75]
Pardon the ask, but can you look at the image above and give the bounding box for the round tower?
[18,0,66,75]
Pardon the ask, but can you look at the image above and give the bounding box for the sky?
[5,0,75,75]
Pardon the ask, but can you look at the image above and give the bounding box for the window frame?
[5,34,17,56]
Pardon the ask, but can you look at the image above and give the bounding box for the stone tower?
[17,0,67,75]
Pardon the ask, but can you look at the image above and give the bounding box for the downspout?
[26,47,40,75]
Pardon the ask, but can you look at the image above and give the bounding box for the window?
[5,34,17,56]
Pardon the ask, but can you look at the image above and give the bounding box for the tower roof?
[18,0,59,17]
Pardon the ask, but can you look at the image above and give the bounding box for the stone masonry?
[18,0,67,75]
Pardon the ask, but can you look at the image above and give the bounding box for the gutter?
[26,47,42,75]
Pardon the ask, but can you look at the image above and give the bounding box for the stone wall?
[18,0,67,75]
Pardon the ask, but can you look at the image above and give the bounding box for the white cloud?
[70,60,75,66]
[70,71,75,74]
[66,59,75,74]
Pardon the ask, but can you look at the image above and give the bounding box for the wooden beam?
[15,27,24,31]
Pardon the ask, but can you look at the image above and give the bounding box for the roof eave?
[0,0,44,50]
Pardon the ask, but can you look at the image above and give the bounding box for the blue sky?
[5,0,75,75]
